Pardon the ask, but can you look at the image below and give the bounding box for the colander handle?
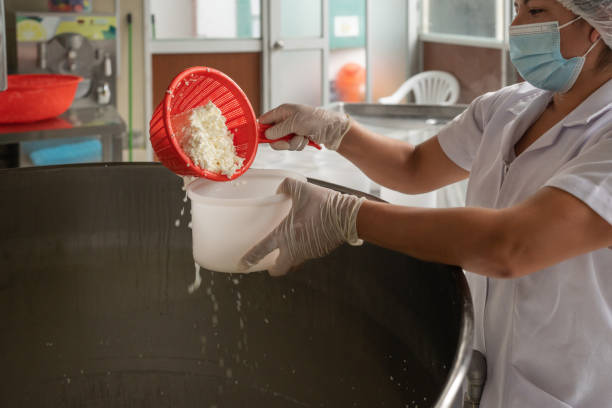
[258,124,322,150]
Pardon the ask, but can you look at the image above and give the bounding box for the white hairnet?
[556,0,612,48]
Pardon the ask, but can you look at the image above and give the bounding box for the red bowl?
[0,74,82,124]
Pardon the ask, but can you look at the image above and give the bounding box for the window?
[197,0,261,39]
[150,0,261,40]
[422,0,506,41]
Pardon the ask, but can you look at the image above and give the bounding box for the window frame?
[420,0,510,49]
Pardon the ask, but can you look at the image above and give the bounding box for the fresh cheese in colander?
[181,102,245,178]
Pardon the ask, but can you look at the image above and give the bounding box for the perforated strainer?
[149,66,320,181]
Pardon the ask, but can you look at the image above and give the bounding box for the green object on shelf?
[128,13,133,162]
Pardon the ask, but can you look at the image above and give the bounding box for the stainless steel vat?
[0,164,472,407]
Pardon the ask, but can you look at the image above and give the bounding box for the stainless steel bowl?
[0,164,472,407]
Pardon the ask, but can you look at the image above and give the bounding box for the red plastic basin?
[0,74,82,124]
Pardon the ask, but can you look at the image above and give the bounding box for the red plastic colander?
[149,66,320,181]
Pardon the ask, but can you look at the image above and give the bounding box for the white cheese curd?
[180,102,245,178]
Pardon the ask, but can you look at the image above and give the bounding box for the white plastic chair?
[378,71,460,105]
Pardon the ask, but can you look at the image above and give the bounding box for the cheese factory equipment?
[0,163,473,408]
[0,12,125,168]
[16,12,118,107]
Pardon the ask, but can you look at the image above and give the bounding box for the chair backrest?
[379,71,460,105]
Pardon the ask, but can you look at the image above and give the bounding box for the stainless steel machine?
[0,164,474,408]
[16,12,118,107]
[0,11,124,168]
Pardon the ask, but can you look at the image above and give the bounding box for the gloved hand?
[239,178,366,276]
[260,104,351,151]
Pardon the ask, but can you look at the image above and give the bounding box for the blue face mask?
[509,16,601,93]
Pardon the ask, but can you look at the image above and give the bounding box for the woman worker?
[241,0,612,406]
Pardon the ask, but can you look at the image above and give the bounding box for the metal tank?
[0,164,472,408]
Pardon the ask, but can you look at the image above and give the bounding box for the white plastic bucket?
[187,169,306,273]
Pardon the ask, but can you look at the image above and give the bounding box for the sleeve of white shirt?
[545,136,612,226]
[437,89,508,172]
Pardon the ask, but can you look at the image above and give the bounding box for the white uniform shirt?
[437,79,612,408]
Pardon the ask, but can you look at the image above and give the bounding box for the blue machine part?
[24,138,102,166]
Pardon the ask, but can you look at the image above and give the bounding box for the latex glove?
[260,104,351,151]
[239,178,366,276]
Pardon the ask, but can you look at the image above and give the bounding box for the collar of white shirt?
[507,79,612,128]
[500,79,611,162]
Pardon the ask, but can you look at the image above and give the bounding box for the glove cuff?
[325,192,366,246]
[345,196,366,246]
[325,114,352,151]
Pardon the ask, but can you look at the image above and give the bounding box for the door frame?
[265,0,329,109]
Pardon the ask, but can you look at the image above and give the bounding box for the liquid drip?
[188,263,202,294]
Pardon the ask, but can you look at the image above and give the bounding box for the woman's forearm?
[356,200,512,278]
[356,187,612,279]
